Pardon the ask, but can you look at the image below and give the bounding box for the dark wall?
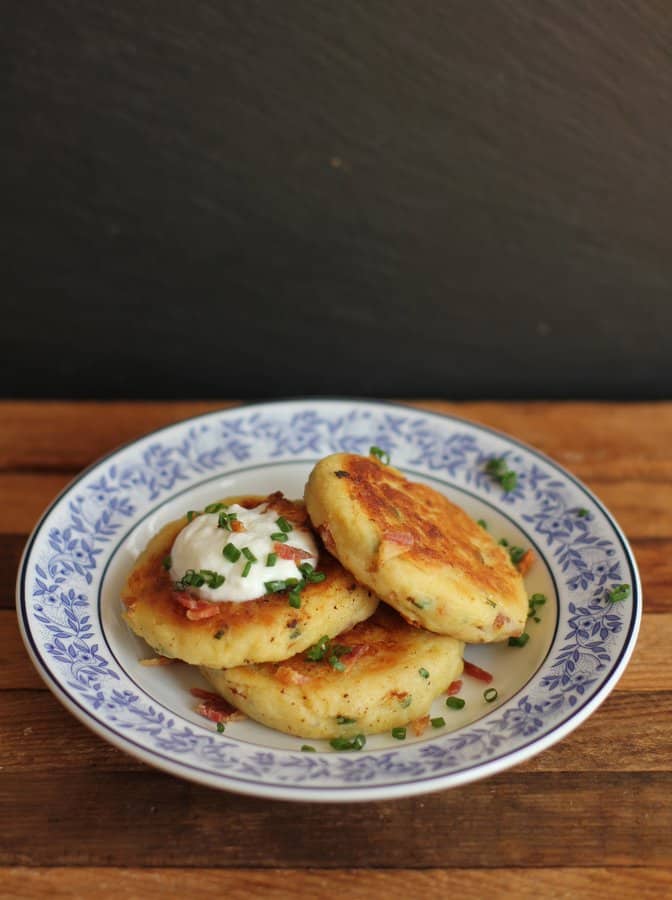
[4,1,672,399]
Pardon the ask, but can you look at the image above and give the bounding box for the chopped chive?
[499,537,509,547]
[501,471,517,492]
[204,502,226,514]
[265,580,287,594]
[508,633,530,647]
[299,562,314,576]
[216,722,225,733]
[222,543,241,563]
[271,532,288,542]
[446,696,465,710]
[509,546,526,565]
[411,597,433,609]
[607,583,631,603]
[289,628,301,639]
[308,571,326,584]
[266,552,278,567]
[305,635,330,661]
[484,687,498,703]
[275,516,293,533]
[331,644,352,658]
[301,745,316,752]
[241,560,252,578]
[477,519,488,529]
[329,734,366,751]
[530,593,547,605]
[431,717,446,729]
[486,457,518,493]
[284,577,299,587]
[577,507,589,517]
[337,716,357,725]
[209,573,225,589]
[391,726,406,740]
[241,547,257,562]
[369,445,390,465]
[186,510,197,522]
[485,598,497,608]
[329,656,346,672]
[288,591,302,609]
[418,667,430,679]
[400,695,413,709]
[213,630,225,640]
[162,555,172,570]
[485,457,508,477]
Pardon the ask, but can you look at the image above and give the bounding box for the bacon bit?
[274,665,312,686]
[185,605,221,621]
[340,644,370,668]
[318,523,336,554]
[494,612,510,630]
[274,542,313,563]
[174,591,202,610]
[463,660,494,684]
[446,679,463,696]
[231,519,246,532]
[191,689,245,724]
[264,491,308,526]
[140,655,177,667]
[376,530,414,568]
[517,549,535,575]
[411,715,430,737]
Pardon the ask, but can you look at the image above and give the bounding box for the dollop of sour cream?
[169,503,318,603]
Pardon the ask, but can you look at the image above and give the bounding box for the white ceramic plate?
[17,400,641,802]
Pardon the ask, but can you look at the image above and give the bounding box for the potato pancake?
[201,605,464,739]
[304,454,528,642]
[121,496,379,668]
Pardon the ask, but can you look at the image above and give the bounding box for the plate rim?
[15,397,642,802]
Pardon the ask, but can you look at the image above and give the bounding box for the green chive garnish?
[418,667,430,679]
[186,510,196,522]
[501,471,517,492]
[270,532,288,542]
[484,687,498,703]
[329,734,366,751]
[486,598,497,608]
[431,717,446,728]
[204,502,226,514]
[306,636,330,661]
[477,519,487,529]
[242,547,257,562]
[241,560,252,578]
[509,546,526,565]
[607,584,631,603]
[301,745,316,752]
[400,695,412,708]
[162,555,172,570]
[508,633,530,647]
[266,552,278,567]
[369,445,390,465]
[275,516,293,533]
[486,457,518,492]
[577,508,589,517]
[216,722,225,733]
[209,573,225,589]
[391,727,406,740]
[222,543,241,563]
[337,716,357,725]
[446,697,465,710]
[265,580,287,594]
[288,591,302,608]
[329,656,346,672]
[217,510,238,530]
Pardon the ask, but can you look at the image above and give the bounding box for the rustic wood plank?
[1,686,668,775]
[1,770,670,867]
[0,474,73,535]
[1,867,670,899]
[2,401,672,482]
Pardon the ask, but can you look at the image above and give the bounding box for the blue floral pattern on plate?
[17,400,640,800]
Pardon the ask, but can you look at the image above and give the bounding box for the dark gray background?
[4,1,671,399]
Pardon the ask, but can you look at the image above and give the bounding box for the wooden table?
[2,401,670,898]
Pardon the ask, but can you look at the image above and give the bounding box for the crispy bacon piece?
[375,530,414,569]
[190,688,245,723]
[411,715,430,737]
[264,491,308,527]
[463,660,493,684]
[274,542,313,563]
[140,655,177,667]
[174,591,222,620]
[446,679,463,696]
[517,549,535,575]
[274,665,312,686]
[493,612,510,630]
[231,519,246,532]
[340,644,370,668]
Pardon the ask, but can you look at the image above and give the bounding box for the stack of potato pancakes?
[122,452,528,743]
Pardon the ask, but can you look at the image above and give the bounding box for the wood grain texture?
[1,771,670,868]
[4,4,672,401]
[2,867,671,900]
